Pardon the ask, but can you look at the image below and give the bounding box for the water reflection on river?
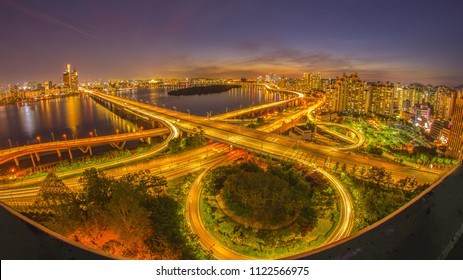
[0,95,139,150]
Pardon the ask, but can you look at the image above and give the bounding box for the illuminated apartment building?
[446,97,463,161]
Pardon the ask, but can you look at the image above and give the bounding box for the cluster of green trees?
[25,168,206,259]
[220,161,312,229]
[351,119,457,168]
[366,145,383,156]
[200,160,336,257]
[331,165,427,232]
[168,127,205,153]
[388,146,457,168]
[167,85,241,96]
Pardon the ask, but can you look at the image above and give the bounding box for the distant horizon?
[1,68,462,89]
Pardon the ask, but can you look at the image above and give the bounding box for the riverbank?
[0,92,80,106]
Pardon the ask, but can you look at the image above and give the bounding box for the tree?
[341,163,347,173]
[107,181,152,248]
[396,177,418,190]
[78,168,115,210]
[168,137,182,153]
[366,166,392,187]
[34,171,74,213]
[333,162,340,173]
[31,171,83,234]
[221,163,310,229]
[350,164,358,175]
[367,145,383,156]
[360,166,367,178]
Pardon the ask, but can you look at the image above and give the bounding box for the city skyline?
[1,0,463,87]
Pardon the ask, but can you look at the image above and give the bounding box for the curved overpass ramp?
[289,166,463,259]
[316,122,366,150]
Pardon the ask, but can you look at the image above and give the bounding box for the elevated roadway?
[209,84,303,120]
[0,143,231,204]
[209,98,299,120]
[0,87,447,260]
[86,89,439,184]
[0,128,170,167]
[316,122,366,150]
[256,99,324,133]
[82,89,442,258]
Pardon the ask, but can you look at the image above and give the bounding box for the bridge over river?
[0,128,170,167]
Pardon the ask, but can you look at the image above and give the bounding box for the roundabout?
[188,155,346,259]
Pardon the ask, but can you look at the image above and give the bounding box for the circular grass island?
[200,158,340,258]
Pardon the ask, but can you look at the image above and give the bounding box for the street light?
[36,136,41,144]
[62,134,67,141]
[116,129,119,135]
[89,131,93,137]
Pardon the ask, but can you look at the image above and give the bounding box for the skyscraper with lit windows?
[63,64,78,93]
[446,97,463,161]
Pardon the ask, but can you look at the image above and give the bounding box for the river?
[0,85,276,150]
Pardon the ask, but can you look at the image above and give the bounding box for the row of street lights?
[6,128,101,148]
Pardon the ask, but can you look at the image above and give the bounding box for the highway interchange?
[0,85,444,259]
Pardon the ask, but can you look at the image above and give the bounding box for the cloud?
[234,48,354,72]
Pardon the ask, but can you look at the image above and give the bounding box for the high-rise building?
[336,73,367,115]
[368,81,397,117]
[430,119,450,142]
[43,80,52,91]
[446,97,463,161]
[71,68,78,91]
[431,86,457,121]
[303,73,309,85]
[320,73,366,115]
[63,64,78,93]
[401,84,427,108]
[323,84,338,114]
[63,64,71,90]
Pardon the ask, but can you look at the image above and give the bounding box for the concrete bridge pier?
[77,146,93,156]
[13,157,19,167]
[67,149,73,160]
[29,154,36,168]
[110,141,126,150]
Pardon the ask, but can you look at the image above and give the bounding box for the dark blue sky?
[1,0,462,86]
